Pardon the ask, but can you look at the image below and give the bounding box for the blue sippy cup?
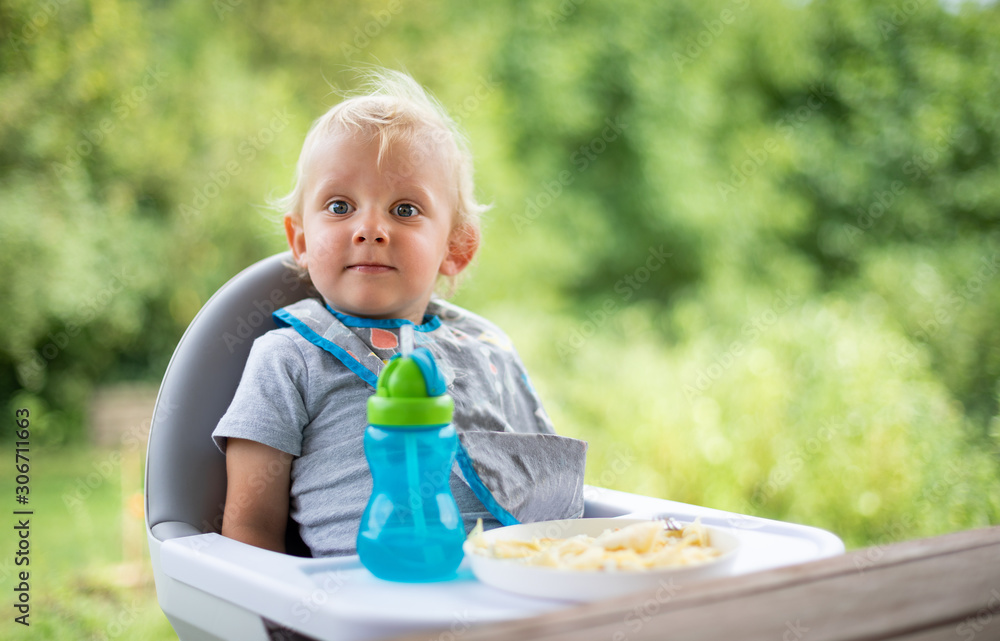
[356,337,465,582]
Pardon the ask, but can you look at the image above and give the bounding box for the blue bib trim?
[455,445,520,527]
[273,308,379,388]
[326,305,443,332]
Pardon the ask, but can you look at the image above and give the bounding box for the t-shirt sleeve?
[212,331,309,456]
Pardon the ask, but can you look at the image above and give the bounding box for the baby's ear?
[284,214,308,270]
[440,224,480,276]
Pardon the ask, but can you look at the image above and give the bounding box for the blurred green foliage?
[2,0,999,548]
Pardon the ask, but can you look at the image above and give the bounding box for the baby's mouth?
[347,263,395,274]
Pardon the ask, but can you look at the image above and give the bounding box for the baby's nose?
[353,210,387,243]
[354,230,386,243]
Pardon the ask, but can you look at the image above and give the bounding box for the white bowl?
[463,518,740,602]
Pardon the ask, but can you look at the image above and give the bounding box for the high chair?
[145,252,844,641]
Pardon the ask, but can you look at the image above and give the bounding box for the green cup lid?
[367,347,454,427]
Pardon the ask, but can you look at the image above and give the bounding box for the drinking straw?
[400,324,427,535]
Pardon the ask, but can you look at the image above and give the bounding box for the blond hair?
[275,68,487,232]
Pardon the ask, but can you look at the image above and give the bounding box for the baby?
[213,70,587,557]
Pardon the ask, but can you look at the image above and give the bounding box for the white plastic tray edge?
[160,534,395,638]
[160,487,846,640]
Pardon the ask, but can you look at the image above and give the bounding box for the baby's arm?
[213,331,308,552]
[221,438,293,553]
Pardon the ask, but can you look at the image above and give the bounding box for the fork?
[661,516,684,532]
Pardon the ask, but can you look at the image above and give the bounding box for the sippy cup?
[356,328,465,582]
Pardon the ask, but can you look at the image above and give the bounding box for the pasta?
[466,519,723,571]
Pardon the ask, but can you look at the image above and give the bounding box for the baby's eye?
[327,201,352,215]
[393,203,418,218]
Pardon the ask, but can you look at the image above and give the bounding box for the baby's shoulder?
[247,326,356,392]
[247,326,313,364]
[253,325,306,347]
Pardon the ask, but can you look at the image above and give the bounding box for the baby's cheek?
[310,242,344,266]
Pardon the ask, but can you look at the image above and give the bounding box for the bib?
[273,298,587,525]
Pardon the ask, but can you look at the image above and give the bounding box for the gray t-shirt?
[212,300,582,557]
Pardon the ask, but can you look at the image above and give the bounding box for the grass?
[0,445,177,640]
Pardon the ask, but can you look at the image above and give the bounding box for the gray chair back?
[145,252,311,548]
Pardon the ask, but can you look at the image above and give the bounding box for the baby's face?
[286,130,469,323]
